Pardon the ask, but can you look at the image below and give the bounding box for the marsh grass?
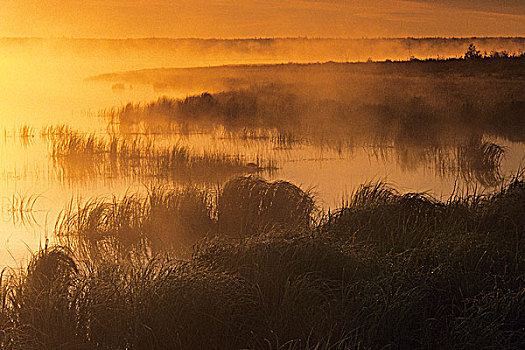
[218,176,316,237]
[218,128,301,150]
[40,124,77,141]
[0,175,523,349]
[365,136,507,187]
[55,176,315,255]
[55,186,215,257]
[47,130,275,182]
[100,59,525,145]
[456,137,505,186]
[16,125,35,147]
[102,86,304,132]
[17,125,34,139]
[321,181,446,251]
[321,174,524,253]
[99,77,519,186]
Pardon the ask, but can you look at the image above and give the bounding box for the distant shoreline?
[2,36,525,41]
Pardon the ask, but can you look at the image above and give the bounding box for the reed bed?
[218,176,315,237]
[102,86,304,131]
[456,137,505,186]
[47,130,275,182]
[97,70,523,186]
[217,127,301,150]
[100,62,525,146]
[98,82,519,188]
[365,136,507,187]
[55,186,216,256]
[0,175,523,349]
[14,125,36,147]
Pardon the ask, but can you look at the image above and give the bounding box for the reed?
[47,131,275,182]
[55,187,215,257]
[40,124,76,141]
[456,137,505,186]
[55,176,315,254]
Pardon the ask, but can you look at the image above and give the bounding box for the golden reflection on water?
[0,110,523,267]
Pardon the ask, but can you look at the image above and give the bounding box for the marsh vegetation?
[0,39,523,348]
[47,128,275,183]
[0,175,523,349]
[98,56,525,187]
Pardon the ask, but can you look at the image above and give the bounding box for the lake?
[1,38,524,267]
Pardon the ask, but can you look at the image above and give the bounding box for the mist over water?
[0,37,524,266]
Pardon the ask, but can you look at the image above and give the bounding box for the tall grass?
[218,176,315,237]
[218,127,301,150]
[17,125,35,139]
[321,181,446,251]
[99,77,519,186]
[456,137,505,186]
[55,187,215,257]
[56,176,315,254]
[100,59,525,145]
[16,125,35,147]
[366,137,506,187]
[40,124,76,141]
[0,175,523,349]
[47,130,275,182]
[321,174,524,253]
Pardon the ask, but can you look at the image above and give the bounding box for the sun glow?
[0,0,524,38]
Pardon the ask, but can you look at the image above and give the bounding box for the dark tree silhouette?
[464,43,482,60]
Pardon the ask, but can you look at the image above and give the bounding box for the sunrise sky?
[1,0,524,38]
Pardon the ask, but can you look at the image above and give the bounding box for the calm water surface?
[1,59,523,267]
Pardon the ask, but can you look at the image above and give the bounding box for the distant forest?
[1,37,524,71]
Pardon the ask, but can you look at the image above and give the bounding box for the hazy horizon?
[2,35,525,40]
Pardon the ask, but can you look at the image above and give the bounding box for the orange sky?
[1,0,524,38]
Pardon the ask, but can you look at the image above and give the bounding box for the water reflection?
[46,130,275,185]
[1,53,523,267]
[105,92,513,189]
[4,193,41,227]
[367,138,505,187]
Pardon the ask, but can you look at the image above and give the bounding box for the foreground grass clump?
[56,176,312,253]
[218,176,315,237]
[55,186,215,255]
[0,176,523,349]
